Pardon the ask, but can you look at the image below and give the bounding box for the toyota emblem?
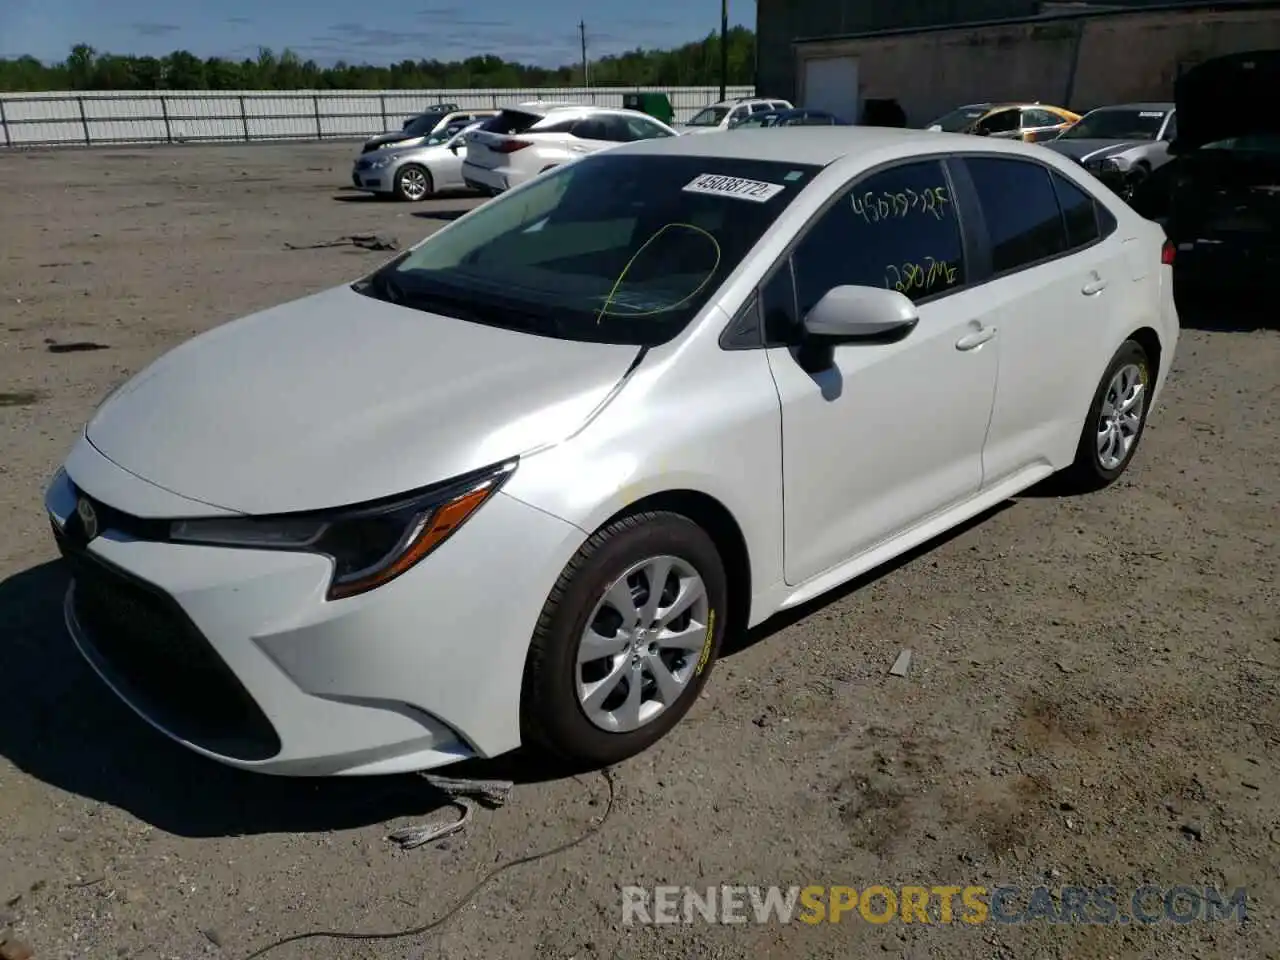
[76,497,99,541]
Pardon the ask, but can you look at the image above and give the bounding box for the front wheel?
[393,164,432,201]
[1058,339,1152,492]
[521,511,728,767]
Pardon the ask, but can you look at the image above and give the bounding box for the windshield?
[1059,108,1168,140]
[929,106,989,132]
[356,154,820,346]
[686,106,730,127]
[401,112,448,137]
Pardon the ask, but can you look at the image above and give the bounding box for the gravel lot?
[1,141,1277,960]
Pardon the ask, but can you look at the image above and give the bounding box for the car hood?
[1175,50,1280,152]
[359,143,450,166]
[1043,138,1152,161]
[365,131,426,150]
[86,284,641,515]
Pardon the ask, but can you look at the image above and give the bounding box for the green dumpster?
[623,92,675,125]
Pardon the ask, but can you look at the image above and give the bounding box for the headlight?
[366,154,396,169]
[1103,156,1130,171]
[170,459,517,600]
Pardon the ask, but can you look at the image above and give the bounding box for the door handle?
[956,326,996,350]
[1082,279,1108,295]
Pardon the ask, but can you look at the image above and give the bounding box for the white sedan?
[46,128,1178,776]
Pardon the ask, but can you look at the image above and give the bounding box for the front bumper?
[45,440,586,776]
[350,167,390,192]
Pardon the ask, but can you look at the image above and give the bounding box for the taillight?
[493,138,532,153]
[1161,238,1175,265]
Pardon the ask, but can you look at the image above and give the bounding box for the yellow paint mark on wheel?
[695,609,716,676]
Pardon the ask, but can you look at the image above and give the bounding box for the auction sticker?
[683,173,784,202]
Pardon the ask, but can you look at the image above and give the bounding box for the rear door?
[952,155,1129,483]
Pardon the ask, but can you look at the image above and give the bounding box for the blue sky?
[0,0,756,68]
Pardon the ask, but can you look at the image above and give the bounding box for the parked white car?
[47,128,1178,777]
[462,104,679,194]
[351,121,485,201]
[679,96,794,134]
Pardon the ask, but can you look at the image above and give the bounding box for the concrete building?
[755,0,1280,125]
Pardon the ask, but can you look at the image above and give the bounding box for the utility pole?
[718,0,728,101]
[579,20,589,88]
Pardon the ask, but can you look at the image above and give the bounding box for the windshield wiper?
[392,283,566,337]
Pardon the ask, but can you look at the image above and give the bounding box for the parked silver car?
[1042,102,1177,198]
[351,122,483,201]
[360,108,497,154]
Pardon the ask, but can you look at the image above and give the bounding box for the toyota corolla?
[46,128,1178,777]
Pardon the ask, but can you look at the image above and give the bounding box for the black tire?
[1121,162,1149,202]
[392,164,432,202]
[521,511,728,767]
[1058,339,1153,493]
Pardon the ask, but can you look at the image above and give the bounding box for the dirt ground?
[0,141,1277,960]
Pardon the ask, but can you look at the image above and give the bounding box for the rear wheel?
[393,164,432,202]
[521,512,728,767]
[1058,339,1152,492]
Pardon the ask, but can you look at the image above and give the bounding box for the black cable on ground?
[240,766,617,959]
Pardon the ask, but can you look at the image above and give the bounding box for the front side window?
[976,109,1020,135]
[357,155,821,346]
[618,115,674,141]
[962,157,1068,272]
[1022,109,1060,128]
[1161,111,1177,141]
[791,160,966,315]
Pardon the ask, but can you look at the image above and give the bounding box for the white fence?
[0,86,756,147]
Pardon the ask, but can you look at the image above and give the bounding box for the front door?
[765,159,1000,586]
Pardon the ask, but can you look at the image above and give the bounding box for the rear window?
[360,154,822,346]
[480,109,545,135]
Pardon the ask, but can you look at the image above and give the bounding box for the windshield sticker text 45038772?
[683,174,784,203]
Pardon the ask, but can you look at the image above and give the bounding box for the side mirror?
[798,286,919,372]
[448,142,461,154]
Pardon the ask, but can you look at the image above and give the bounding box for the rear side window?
[962,157,1067,272]
[482,109,543,135]
[1051,171,1101,249]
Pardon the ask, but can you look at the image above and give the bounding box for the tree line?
[0,30,756,92]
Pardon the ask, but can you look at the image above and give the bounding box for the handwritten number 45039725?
[852,187,950,223]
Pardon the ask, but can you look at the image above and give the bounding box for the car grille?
[54,519,281,762]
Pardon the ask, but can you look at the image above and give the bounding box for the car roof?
[1087,102,1175,112]
[606,126,1053,165]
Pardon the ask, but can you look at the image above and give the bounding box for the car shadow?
[331,192,383,203]
[724,500,1013,656]
[0,560,576,838]
[410,208,473,222]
